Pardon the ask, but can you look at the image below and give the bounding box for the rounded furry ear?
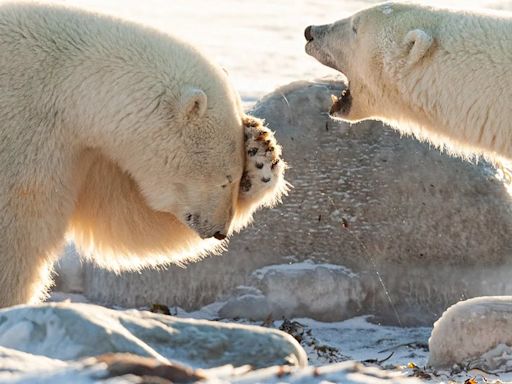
[403,29,433,65]
[180,87,207,119]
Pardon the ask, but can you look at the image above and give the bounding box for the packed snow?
[0,302,427,383]
[4,296,511,383]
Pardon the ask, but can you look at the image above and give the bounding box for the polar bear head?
[111,79,245,240]
[304,2,437,124]
[304,2,512,161]
[78,36,287,242]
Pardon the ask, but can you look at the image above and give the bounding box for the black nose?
[213,231,227,241]
[305,26,314,42]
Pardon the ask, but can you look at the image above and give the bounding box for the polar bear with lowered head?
[305,2,512,161]
[0,3,287,307]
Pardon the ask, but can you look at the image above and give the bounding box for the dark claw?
[240,172,252,192]
[261,177,271,183]
[256,132,269,141]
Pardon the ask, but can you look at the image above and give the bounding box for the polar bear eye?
[352,25,357,34]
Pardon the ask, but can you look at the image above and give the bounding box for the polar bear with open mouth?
[305,2,512,162]
[305,2,512,369]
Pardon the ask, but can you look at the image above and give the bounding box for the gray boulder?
[0,302,306,369]
[219,262,363,321]
[78,79,512,325]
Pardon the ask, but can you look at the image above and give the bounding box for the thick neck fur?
[384,6,512,162]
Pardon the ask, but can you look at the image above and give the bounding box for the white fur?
[0,2,287,306]
[305,2,512,162]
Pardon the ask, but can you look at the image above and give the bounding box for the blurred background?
[49,0,512,101]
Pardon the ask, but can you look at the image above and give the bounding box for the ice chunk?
[429,296,512,370]
[0,302,306,369]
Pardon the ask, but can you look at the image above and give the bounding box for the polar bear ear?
[180,87,208,119]
[403,29,433,65]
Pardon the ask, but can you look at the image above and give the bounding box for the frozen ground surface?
[24,293,509,383]
[5,0,512,382]
[0,300,422,384]
[182,305,512,383]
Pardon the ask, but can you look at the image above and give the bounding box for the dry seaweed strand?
[362,352,395,365]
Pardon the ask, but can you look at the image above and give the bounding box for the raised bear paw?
[239,115,288,206]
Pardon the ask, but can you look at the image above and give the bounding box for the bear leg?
[0,250,56,307]
[0,203,65,307]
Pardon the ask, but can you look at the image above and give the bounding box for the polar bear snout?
[304,26,314,42]
[192,223,228,241]
[213,231,227,241]
[304,24,339,71]
[198,227,228,241]
[184,212,230,241]
[304,25,326,42]
[305,24,334,42]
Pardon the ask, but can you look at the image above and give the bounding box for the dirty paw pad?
[241,116,286,202]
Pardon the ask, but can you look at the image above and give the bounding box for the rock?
[74,78,512,325]
[0,303,422,383]
[0,302,306,369]
[252,262,363,322]
[219,293,272,321]
[428,296,512,371]
[219,262,363,321]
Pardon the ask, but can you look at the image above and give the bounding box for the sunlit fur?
[306,2,512,164]
[0,3,287,306]
[232,115,290,230]
[70,117,289,273]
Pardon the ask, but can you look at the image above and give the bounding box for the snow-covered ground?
[4,0,512,383]
[41,293,512,383]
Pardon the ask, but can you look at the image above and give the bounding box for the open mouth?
[329,87,352,116]
[304,39,316,56]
